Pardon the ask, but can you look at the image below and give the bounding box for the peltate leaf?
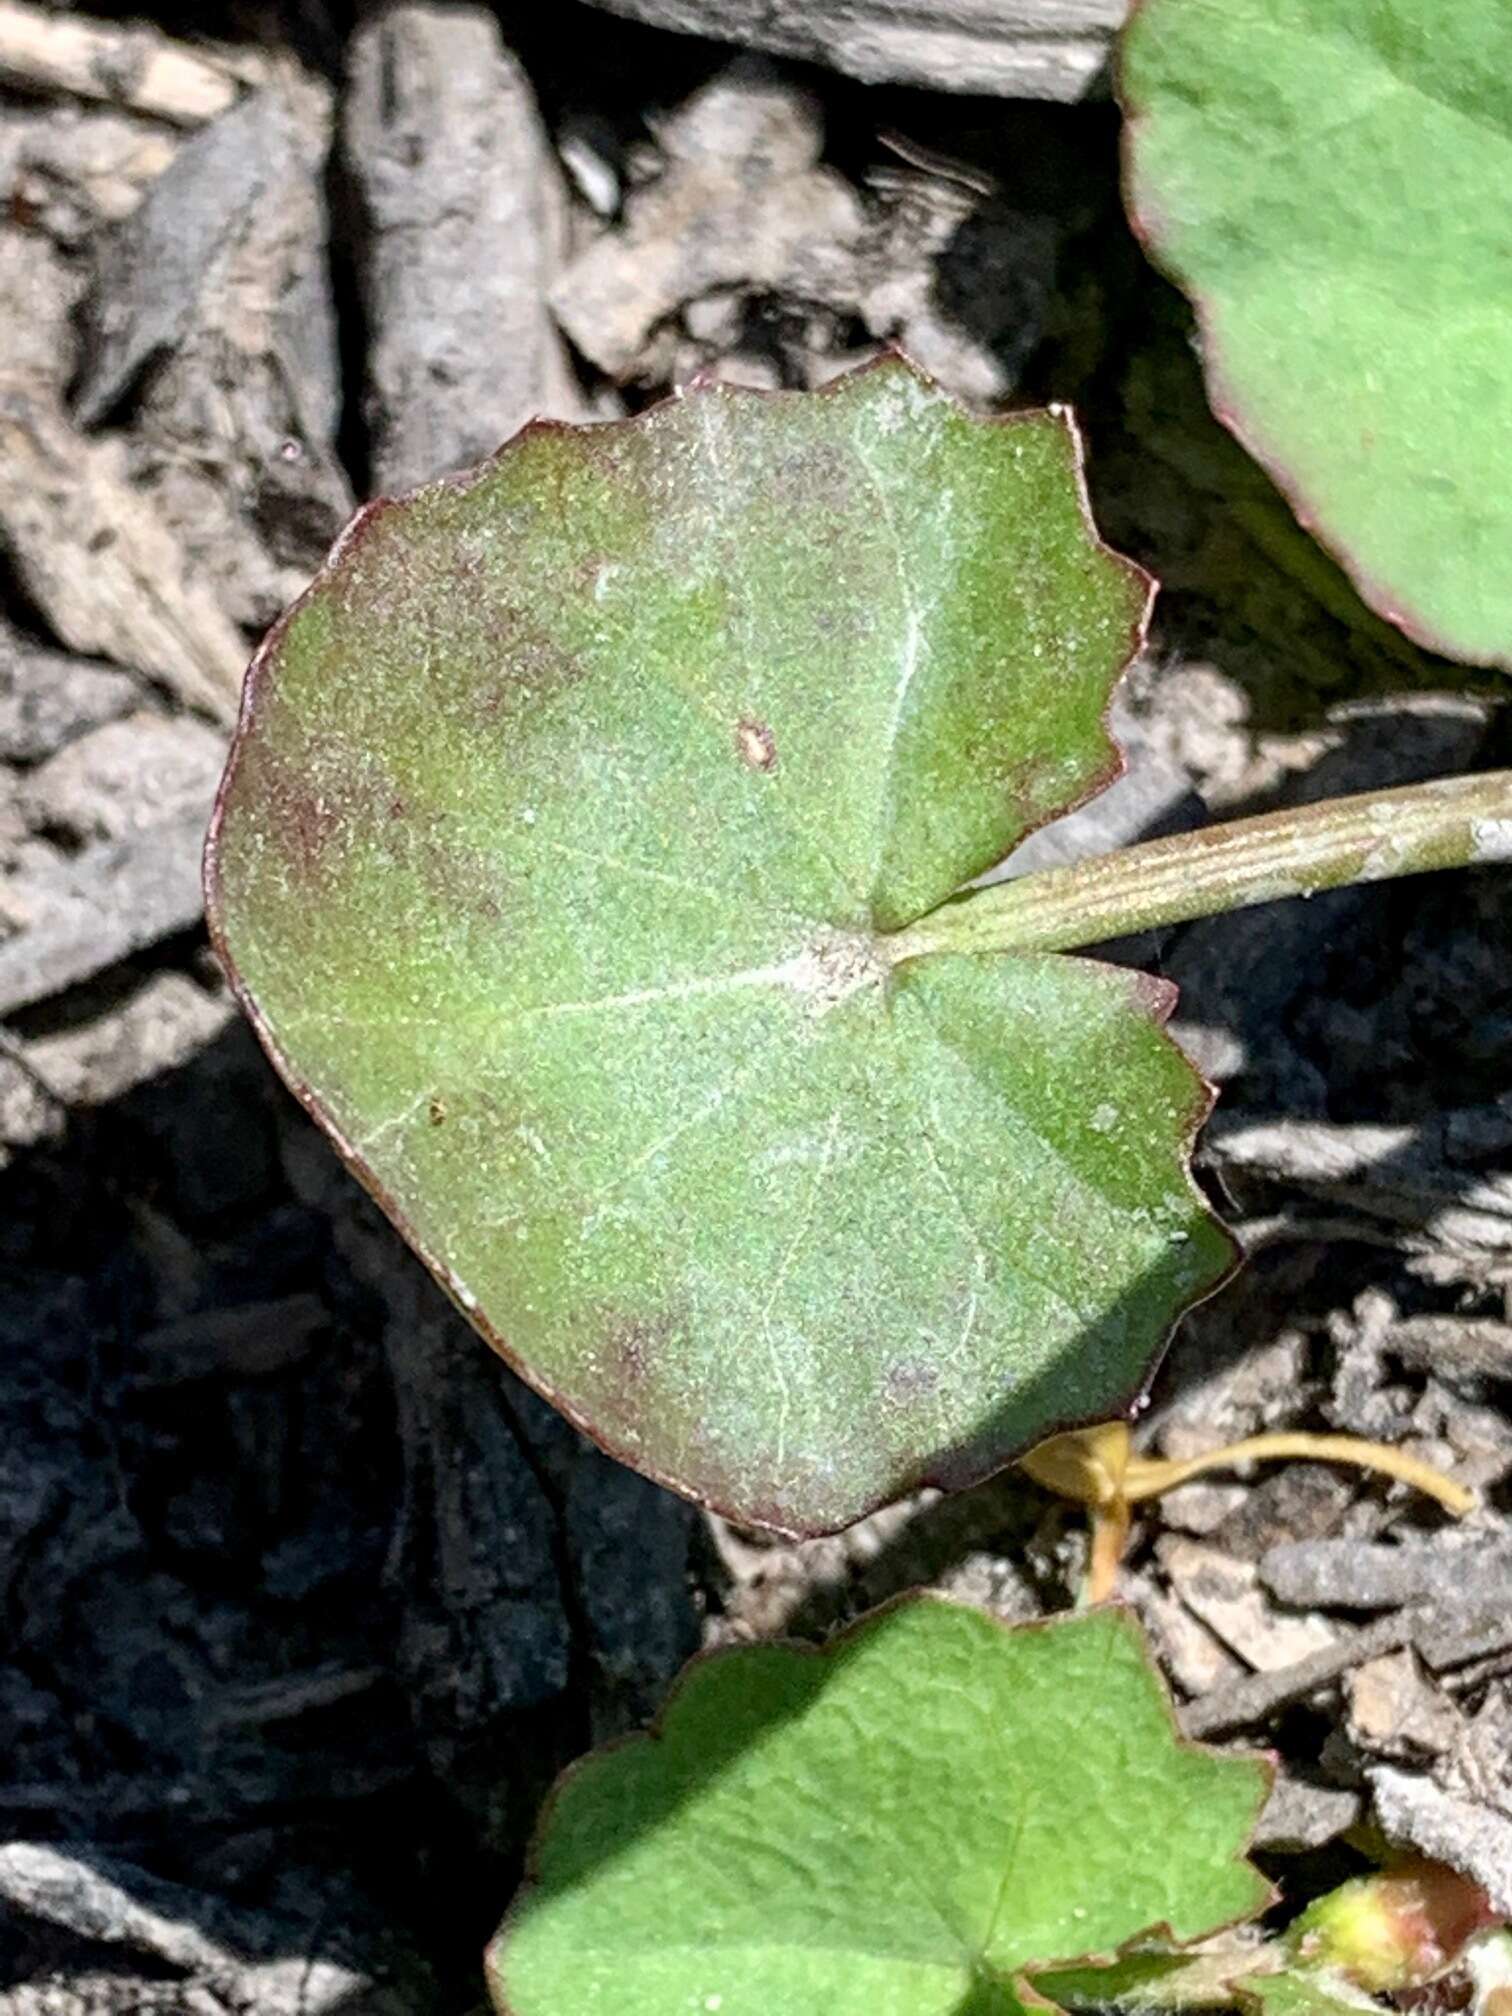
[206,355,1232,1534]
[488,1599,1272,2016]
[1122,0,1512,668]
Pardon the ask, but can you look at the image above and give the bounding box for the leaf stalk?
[1021,1422,1474,1607]
[889,770,1512,962]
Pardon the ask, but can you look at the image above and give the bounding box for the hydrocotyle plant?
[1122,0,1512,669]
[487,1595,1505,2016]
[489,1598,1273,2016]
[205,354,1512,1538]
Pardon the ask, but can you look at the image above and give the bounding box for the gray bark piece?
[12,970,234,1122]
[1208,1111,1512,1257]
[0,626,137,764]
[1157,1535,1337,1671]
[0,102,179,245]
[1254,1772,1361,1853]
[1181,1601,1512,1741]
[0,813,206,1016]
[1371,1765,1512,1917]
[1386,1315,1512,1382]
[0,1842,418,2015]
[18,711,225,845]
[1180,1612,1417,1740]
[73,77,354,635]
[552,60,1051,401]
[1261,1536,1512,1613]
[131,1293,332,1382]
[72,92,281,427]
[577,0,1128,100]
[553,62,866,379]
[345,5,588,493]
[1347,1648,1464,1762]
[0,3,255,127]
[0,228,248,721]
[0,387,249,722]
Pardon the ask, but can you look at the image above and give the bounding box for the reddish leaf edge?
[203,345,1237,1539]
[483,1593,1278,2014]
[1117,0,1512,675]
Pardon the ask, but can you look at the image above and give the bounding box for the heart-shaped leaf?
[488,1599,1272,2016]
[1122,0,1512,668]
[206,355,1232,1534]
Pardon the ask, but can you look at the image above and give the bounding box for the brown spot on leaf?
[736,718,777,772]
[473,612,588,726]
[584,1311,685,1433]
[237,732,398,890]
[257,761,348,881]
[995,749,1064,819]
[428,1097,448,1126]
[285,788,340,873]
[416,837,513,927]
[616,1322,653,1381]
[885,1359,939,1405]
[784,442,855,513]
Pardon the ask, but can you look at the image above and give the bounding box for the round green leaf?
[489,1599,1272,2016]
[1123,0,1512,668]
[206,356,1231,1534]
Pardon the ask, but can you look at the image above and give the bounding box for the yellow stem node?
[1020,1421,1475,1606]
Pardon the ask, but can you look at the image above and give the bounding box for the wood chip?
[0,229,246,722]
[1180,1599,1512,1741]
[73,79,353,630]
[1262,1536,1512,1613]
[1209,1112,1512,1256]
[551,60,867,379]
[575,0,1129,102]
[131,1296,332,1383]
[0,1841,409,2014]
[72,90,287,427]
[1126,1569,1246,1698]
[1254,1771,1362,1853]
[1157,1534,1338,1670]
[1346,1648,1464,1760]
[1371,1765,1512,1917]
[0,813,207,1017]
[1180,1611,1416,1739]
[15,969,233,1117]
[0,1,249,127]
[0,625,137,764]
[1387,1315,1512,1381]
[18,712,225,845]
[346,3,589,492]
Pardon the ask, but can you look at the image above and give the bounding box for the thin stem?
[888,770,1512,961]
[1121,1431,1476,1517]
[1021,1422,1473,1610]
[1084,1499,1132,1608]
